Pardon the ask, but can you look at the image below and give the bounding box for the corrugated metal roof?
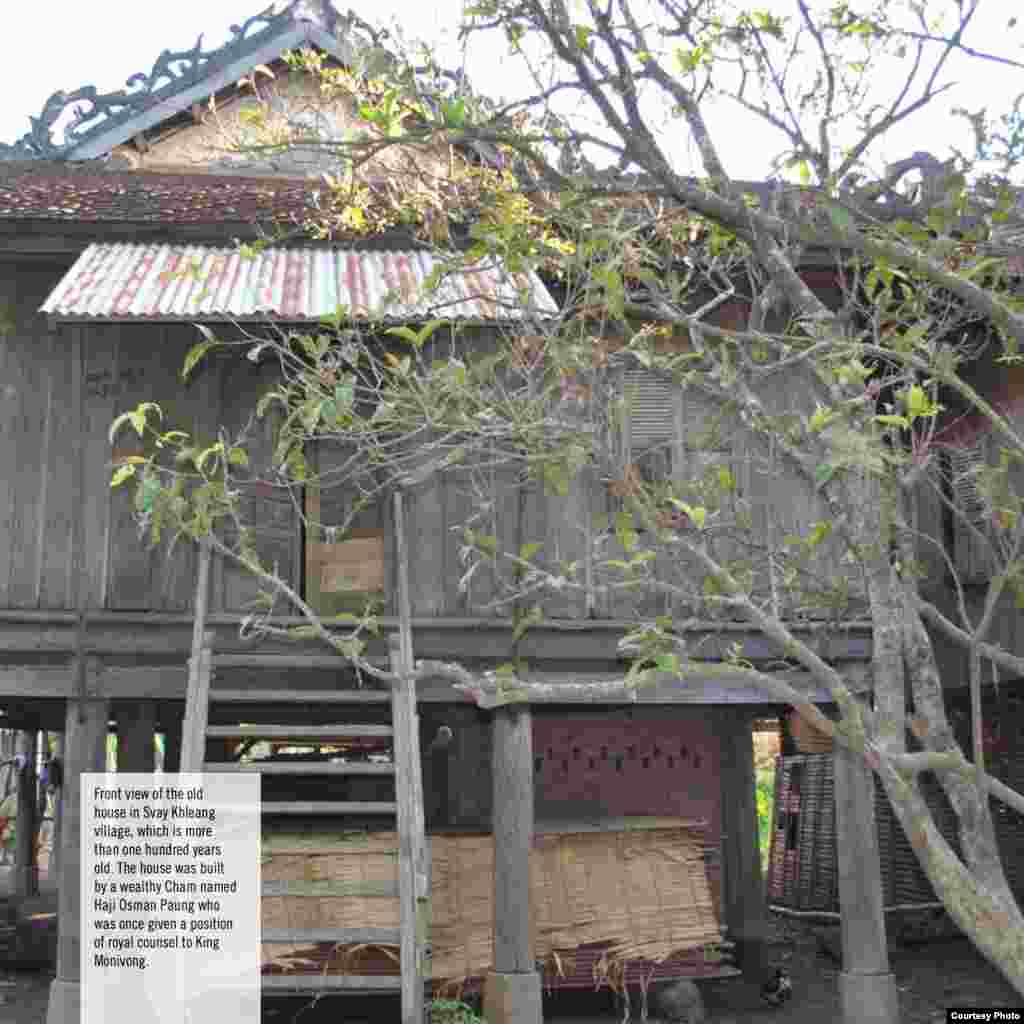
[40,243,558,323]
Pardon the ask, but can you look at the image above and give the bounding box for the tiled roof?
[0,164,318,226]
[40,242,558,323]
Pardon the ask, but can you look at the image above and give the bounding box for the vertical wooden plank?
[162,716,183,773]
[181,549,213,774]
[7,309,47,608]
[490,706,537,968]
[50,732,64,882]
[443,471,472,616]
[14,730,38,900]
[406,470,446,617]
[0,267,18,608]
[34,328,77,609]
[106,326,154,608]
[718,709,768,979]
[220,354,297,613]
[52,688,108,993]
[390,634,426,1024]
[79,326,118,610]
[115,700,156,773]
[517,472,590,620]
[149,326,196,610]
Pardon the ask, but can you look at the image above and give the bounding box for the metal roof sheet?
[40,243,557,323]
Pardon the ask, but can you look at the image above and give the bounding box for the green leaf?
[227,448,249,467]
[196,442,224,474]
[615,510,639,552]
[875,414,909,429]
[512,605,543,642]
[573,24,592,51]
[814,463,836,489]
[654,653,681,674]
[809,404,836,432]
[110,464,136,488]
[808,521,832,547]
[519,542,543,561]
[826,203,853,232]
[334,376,355,409]
[182,338,217,381]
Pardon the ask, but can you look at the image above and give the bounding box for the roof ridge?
[0,1,349,163]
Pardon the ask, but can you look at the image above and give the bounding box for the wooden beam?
[0,662,870,705]
[0,610,875,663]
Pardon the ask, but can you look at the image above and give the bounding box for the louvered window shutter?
[950,438,994,582]
[622,366,677,452]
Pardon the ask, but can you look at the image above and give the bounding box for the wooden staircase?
[180,541,430,1022]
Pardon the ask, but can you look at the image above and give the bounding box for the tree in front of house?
[111,0,1024,996]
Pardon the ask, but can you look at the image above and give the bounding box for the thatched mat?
[262,825,723,982]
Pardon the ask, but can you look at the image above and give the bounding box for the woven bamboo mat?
[261,825,722,983]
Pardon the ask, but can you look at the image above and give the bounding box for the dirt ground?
[2,910,1021,1023]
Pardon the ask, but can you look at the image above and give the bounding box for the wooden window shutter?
[622,366,678,452]
[950,438,995,583]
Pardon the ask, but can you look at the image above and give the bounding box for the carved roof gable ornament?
[0,0,354,163]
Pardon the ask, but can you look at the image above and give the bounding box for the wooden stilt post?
[162,717,183,773]
[485,702,542,1024]
[834,723,900,1023]
[49,733,64,882]
[46,677,108,1024]
[115,700,156,773]
[719,708,769,979]
[14,729,39,901]
[392,490,429,1024]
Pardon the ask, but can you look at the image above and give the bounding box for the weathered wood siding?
[0,262,958,626]
[0,262,78,609]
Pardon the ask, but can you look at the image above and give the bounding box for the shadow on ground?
[2,901,1020,1023]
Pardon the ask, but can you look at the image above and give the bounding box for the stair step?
[204,761,394,775]
[261,801,396,816]
[263,879,399,898]
[206,724,393,739]
[261,974,402,992]
[211,689,391,703]
[262,927,401,944]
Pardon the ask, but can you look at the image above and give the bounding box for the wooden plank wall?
[0,267,968,627]
[0,263,78,609]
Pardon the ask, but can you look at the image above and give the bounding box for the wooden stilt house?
[0,3,909,1022]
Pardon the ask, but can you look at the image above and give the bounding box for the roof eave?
[66,23,352,162]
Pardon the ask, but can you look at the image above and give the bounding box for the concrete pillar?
[719,709,769,978]
[46,692,109,1024]
[14,730,39,901]
[484,705,542,1024]
[834,739,900,1023]
[115,700,156,774]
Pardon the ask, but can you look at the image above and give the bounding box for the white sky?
[0,0,1021,180]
